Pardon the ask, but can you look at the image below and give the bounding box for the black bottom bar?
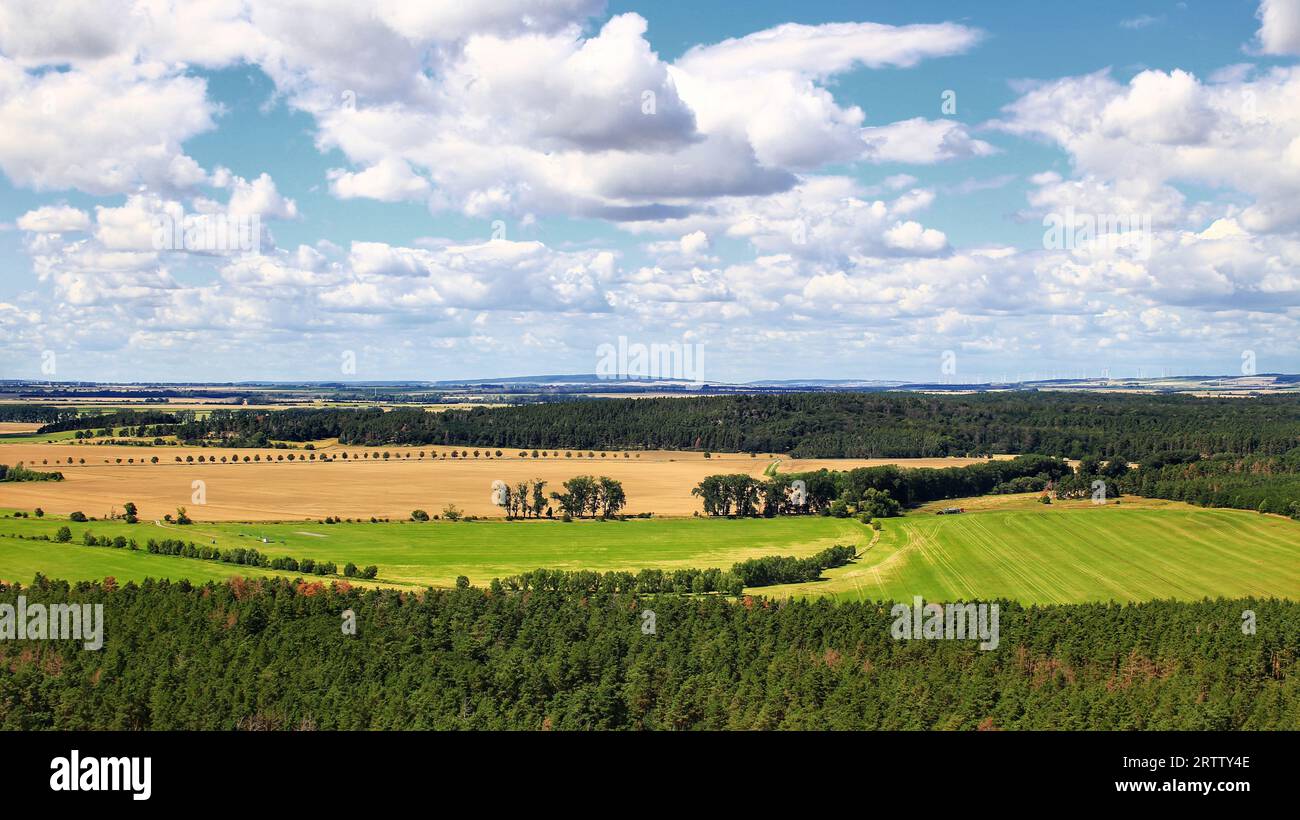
[3,730,1288,807]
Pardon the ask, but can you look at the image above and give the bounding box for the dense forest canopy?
[0,405,79,425]
[2,576,1295,730]
[692,455,1075,517]
[1122,451,1300,516]
[36,409,181,434]
[690,450,1300,519]
[153,393,1300,458]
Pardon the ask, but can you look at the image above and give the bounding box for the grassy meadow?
[764,496,1300,603]
[0,512,868,589]
[3,495,1299,603]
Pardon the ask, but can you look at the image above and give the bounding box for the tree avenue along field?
[0,440,1008,521]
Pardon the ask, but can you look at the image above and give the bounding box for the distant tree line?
[164,407,348,447]
[2,576,1296,730]
[36,409,182,434]
[153,393,1300,458]
[694,455,1073,517]
[692,448,1300,518]
[0,405,77,425]
[1119,450,1300,517]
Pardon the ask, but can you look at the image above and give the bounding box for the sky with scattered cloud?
[1,0,1298,382]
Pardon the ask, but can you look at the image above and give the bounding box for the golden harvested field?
[0,423,43,434]
[0,440,1010,522]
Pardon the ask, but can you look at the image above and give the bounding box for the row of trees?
[48,527,380,580]
[495,544,856,596]
[497,566,746,596]
[496,479,549,519]
[1053,474,1123,501]
[691,474,905,519]
[140,537,378,578]
[5,576,1298,729]
[42,448,642,465]
[730,545,857,586]
[692,474,769,516]
[694,455,1074,517]
[548,476,627,519]
[72,426,164,439]
[36,409,182,434]
[0,463,64,482]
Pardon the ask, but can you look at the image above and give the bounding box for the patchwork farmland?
[0,439,1007,521]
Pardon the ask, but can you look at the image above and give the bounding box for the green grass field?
[763,497,1300,603]
[0,430,79,444]
[3,497,1299,602]
[0,512,867,588]
[0,536,291,587]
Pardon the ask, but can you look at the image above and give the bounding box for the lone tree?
[598,476,626,518]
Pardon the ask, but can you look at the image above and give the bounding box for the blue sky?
[1,0,1298,382]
